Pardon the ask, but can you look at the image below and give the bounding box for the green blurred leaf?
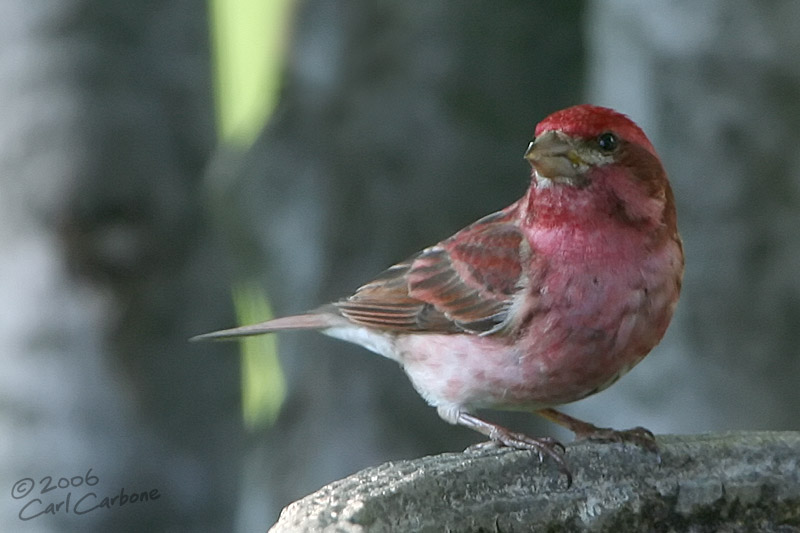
[209,0,294,429]
[209,0,294,147]
[233,282,286,431]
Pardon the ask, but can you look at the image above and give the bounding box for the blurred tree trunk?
[0,1,242,531]
[566,0,800,435]
[211,1,586,526]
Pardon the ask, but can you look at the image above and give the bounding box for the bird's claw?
[579,425,661,462]
[486,428,571,486]
[464,439,503,453]
[455,412,572,485]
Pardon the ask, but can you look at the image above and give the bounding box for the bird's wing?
[336,206,532,335]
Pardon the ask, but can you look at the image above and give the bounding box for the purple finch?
[194,105,684,482]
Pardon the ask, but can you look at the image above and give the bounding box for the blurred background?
[1,0,798,531]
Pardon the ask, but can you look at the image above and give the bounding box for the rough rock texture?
[270,431,800,532]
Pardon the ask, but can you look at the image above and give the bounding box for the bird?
[193,104,684,484]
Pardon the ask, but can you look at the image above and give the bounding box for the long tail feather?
[190,312,339,342]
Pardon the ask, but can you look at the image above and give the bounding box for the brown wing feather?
[335,206,529,335]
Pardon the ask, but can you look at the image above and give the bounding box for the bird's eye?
[597,132,618,152]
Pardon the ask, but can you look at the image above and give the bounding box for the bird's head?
[524,105,674,229]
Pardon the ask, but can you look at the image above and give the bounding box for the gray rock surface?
[271,431,800,532]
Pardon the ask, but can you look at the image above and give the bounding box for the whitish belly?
[396,265,677,411]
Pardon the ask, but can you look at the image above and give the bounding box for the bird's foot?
[536,408,660,461]
[578,425,658,452]
[456,412,571,486]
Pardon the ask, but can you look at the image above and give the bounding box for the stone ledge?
[270,431,800,532]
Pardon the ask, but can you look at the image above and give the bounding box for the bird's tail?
[190,310,342,342]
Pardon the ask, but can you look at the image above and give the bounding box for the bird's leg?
[536,408,659,455]
[438,406,571,485]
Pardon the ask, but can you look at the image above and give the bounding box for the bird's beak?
[524,130,585,182]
